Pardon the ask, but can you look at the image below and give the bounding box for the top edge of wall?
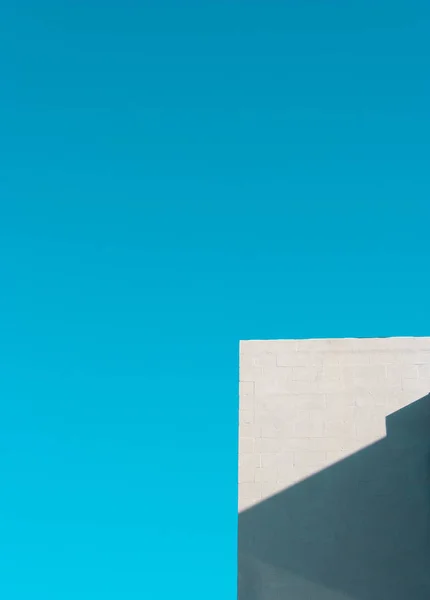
[239,337,430,352]
[240,336,430,342]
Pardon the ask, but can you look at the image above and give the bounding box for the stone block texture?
[238,337,430,511]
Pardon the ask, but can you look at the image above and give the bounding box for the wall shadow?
[238,394,430,600]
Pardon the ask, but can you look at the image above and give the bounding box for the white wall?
[239,336,430,510]
[238,337,430,600]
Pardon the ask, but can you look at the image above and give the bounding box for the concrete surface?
[238,337,430,599]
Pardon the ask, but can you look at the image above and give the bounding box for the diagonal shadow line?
[238,393,430,600]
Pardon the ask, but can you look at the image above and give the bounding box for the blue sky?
[0,2,429,598]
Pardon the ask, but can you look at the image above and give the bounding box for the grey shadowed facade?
[238,337,430,600]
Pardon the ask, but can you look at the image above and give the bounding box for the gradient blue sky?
[0,2,429,598]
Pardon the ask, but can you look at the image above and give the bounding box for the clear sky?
[0,2,429,598]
